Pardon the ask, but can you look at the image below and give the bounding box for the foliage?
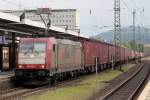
[123,40,144,52]
[91,27,150,44]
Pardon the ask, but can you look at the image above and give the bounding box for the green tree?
[124,40,144,52]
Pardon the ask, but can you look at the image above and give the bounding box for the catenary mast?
[114,0,121,69]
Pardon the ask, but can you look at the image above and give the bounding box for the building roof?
[0,11,20,22]
[0,11,79,36]
[1,8,77,13]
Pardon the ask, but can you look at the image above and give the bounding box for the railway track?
[1,62,146,100]
[0,71,95,100]
[100,62,150,100]
[0,87,23,95]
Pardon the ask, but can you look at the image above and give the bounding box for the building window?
[36,16,38,19]
[44,15,47,19]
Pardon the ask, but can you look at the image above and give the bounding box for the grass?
[25,64,135,100]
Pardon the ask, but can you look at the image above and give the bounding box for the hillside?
[91,26,150,44]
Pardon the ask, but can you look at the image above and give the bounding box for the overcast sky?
[0,0,149,37]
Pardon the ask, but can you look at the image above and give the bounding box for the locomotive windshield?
[20,43,46,53]
[18,42,46,64]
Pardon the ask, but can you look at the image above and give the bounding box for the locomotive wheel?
[49,76,57,85]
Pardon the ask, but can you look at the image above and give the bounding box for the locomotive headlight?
[19,65,23,68]
[41,65,45,68]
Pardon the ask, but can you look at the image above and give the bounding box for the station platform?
[0,71,14,79]
[138,80,150,100]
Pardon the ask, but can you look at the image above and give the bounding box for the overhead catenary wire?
[121,0,133,13]
[95,0,109,26]
[129,0,139,11]
[128,0,145,26]
[121,0,144,27]
[0,0,145,38]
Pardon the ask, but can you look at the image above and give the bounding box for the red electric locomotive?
[15,37,82,85]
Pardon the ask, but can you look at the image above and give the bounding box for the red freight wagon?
[137,52,141,58]
[129,49,132,59]
[108,46,125,62]
[115,46,121,62]
[140,52,144,57]
[82,40,109,67]
[131,50,135,59]
[108,44,115,63]
[128,49,131,59]
[140,52,142,57]
[135,51,138,58]
[125,48,130,61]
[121,47,125,61]
[100,42,109,64]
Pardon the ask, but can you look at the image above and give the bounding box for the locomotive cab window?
[19,42,46,53]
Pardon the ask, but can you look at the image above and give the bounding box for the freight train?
[14,37,144,85]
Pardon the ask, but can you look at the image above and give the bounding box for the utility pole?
[95,57,98,82]
[145,28,148,44]
[114,0,121,70]
[138,26,141,43]
[133,10,136,59]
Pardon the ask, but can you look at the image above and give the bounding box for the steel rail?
[100,63,145,100]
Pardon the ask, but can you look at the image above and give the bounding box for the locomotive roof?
[56,39,82,46]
